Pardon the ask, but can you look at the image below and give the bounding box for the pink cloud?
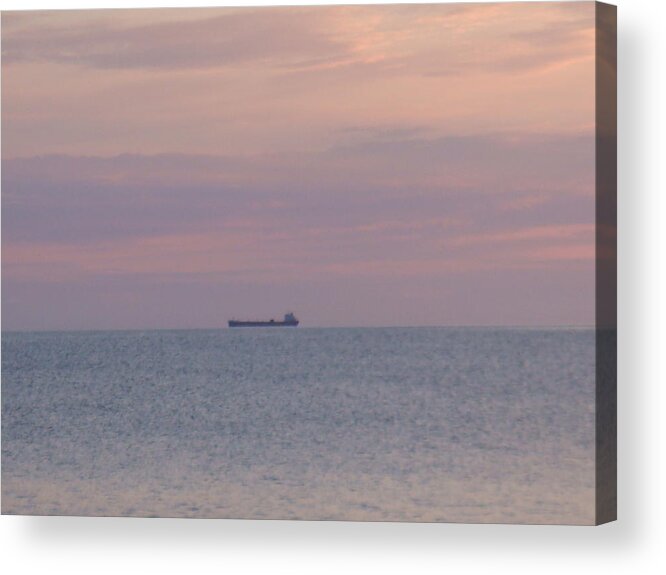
[450,224,594,248]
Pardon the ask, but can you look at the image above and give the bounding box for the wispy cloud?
[2,131,593,245]
[450,224,594,247]
[1,9,349,70]
[2,3,593,77]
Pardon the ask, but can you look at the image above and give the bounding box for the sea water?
[1,327,595,524]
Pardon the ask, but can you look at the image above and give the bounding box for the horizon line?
[1,323,598,335]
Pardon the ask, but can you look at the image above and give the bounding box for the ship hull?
[228,320,299,327]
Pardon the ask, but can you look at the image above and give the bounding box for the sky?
[1,2,596,330]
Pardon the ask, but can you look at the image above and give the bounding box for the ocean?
[1,327,595,524]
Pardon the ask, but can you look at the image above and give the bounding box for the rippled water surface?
[2,327,595,523]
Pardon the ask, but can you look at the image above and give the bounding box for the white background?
[0,0,664,573]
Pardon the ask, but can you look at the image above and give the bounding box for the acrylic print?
[1,2,616,524]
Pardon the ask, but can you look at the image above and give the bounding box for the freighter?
[228,312,299,328]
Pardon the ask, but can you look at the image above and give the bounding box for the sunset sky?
[1,2,596,330]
